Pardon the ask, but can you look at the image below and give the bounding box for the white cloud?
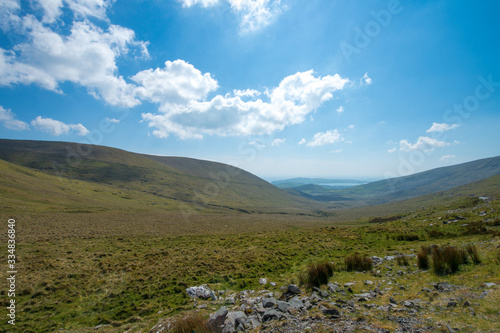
[34,0,112,23]
[142,69,350,139]
[298,138,306,145]
[178,0,283,32]
[306,129,344,147]
[388,147,397,153]
[347,124,355,129]
[440,154,456,161]
[336,106,344,113]
[0,0,21,31]
[271,138,285,146]
[31,116,89,136]
[132,60,218,110]
[399,136,450,152]
[426,122,459,133]
[330,148,343,153]
[0,106,29,130]
[232,88,261,98]
[361,72,372,85]
[0,4,149,108]
[105,117,120,123]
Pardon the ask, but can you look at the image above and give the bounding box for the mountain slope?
[289,156,500,206]
[0,139,318,213]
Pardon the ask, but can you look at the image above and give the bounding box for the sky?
[0,0,499,180]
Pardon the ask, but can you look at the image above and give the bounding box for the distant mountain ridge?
[287,155,500,206]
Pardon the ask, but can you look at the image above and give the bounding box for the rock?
[270,282,276,287]
[259,278,267,285]
[463,300,471,307]
[322,308,340,318]
[372,256,384,264]
[222,311,246,333]
[403,301,413,308]
[364,280,374,286]
[327,282,340,293]
[186,284,215,300]
[261,309,282,323]
[225,297,236,305]
[483,282,496,288]
[347,286,353,293]
[288,296,304,309]
[276,301,290,313]
[384,255,396,261]
[207,306,228,332]
[389,297,397,305]
[287,284,301,295]
[434,282,453,292]
[465,306,476,316]
[447,300,458,308]
[262,297,277,308]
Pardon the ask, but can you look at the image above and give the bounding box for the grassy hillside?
[289,156,500,206]
[0,139,318,214]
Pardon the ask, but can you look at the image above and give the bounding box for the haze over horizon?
[1,0,499,180]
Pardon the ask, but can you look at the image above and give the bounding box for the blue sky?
[0,0,499,180]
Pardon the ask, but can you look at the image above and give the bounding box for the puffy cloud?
[426,122,459,133]
[0,106,29,130]
[31,116,89,136]
[141,69,350,139]
[132,60,218,110]
[336,106,344,113]
[298,138,306,145]
[0,0,21,31]
[178,0,283,32]
[306,129,344,147]
[0,4,148,108]
[399,136,450,152]
[232,88,261,98]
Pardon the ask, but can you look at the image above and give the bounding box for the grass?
[299,261,336,289]
[344,254,373,272]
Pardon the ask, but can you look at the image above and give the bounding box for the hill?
[288,156,500,206]
[0,139,318,214]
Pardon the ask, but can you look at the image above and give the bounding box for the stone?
[447,300,458,308]
[372,256,384,264]
[270,282,277,287]
[434,282,453,292]
[276,301,290,313]
[262,297,277,308]
[261,309,282,323]
[186,284,215,300]
[287,284,301,295]
[225,297,236,305]
[403,301,413,308]
[322,308,340,318]
[222,311,247,333]
[207,306,228,332]
[259,278,267,285]
[364,280,374,286]
[389,297,397,305]
[483,282,496,288]
[288,296,304,309]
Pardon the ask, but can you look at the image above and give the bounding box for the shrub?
[300,261,335,288]
[494,248,500,265]
[169,312,212,333]
[462,223,489,236]
[466,244,482,264]
[427,230,446,239]
[396,255,410,266]
[344,254,373,272]
[431,245,465,275]
[395,233,420,241]
[417,247,429,270]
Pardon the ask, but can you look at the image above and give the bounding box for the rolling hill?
[0,139,318,214]
[286,156,500,206]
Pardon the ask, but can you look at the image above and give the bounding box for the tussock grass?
[431,245,467,275]
[466,244,482,264]
[169,312,212,333]
[344,254,373,272]
[299,261,336,288]
[417,246,430,270]
[396,255,410,266]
